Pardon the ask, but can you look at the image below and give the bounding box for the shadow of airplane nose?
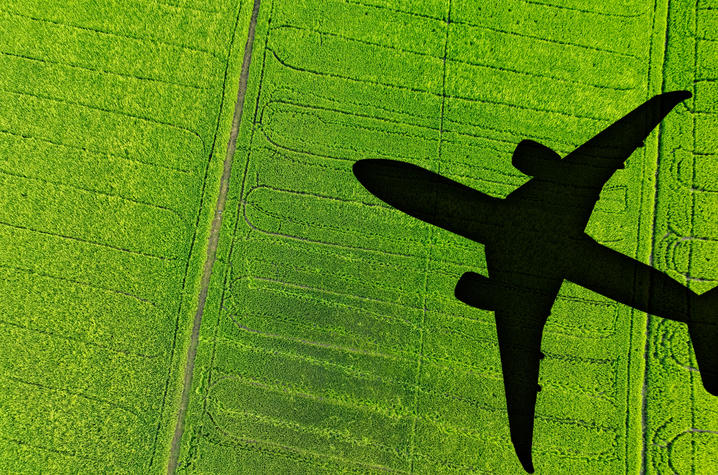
[353,159,410,191]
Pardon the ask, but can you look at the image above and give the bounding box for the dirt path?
[166,0,262,472]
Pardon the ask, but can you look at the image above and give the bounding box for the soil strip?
[166,0,262,472]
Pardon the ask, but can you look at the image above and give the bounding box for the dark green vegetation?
[0,0,253,471]
[1,0,716,473]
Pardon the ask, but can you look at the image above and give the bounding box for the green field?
[0,0,254,471]
[1,0,716,473]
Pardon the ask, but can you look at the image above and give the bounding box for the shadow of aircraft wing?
[504,91,691,229]
[455,252,564,473]
[562,90,690,176]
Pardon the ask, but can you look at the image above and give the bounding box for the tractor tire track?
[166,0,262,472]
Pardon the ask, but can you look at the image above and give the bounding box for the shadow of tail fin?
[690,286,718,396]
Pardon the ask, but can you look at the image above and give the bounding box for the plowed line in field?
[0,220,173,261]
[0,318,159,360]
[2,373,142,420]
[267,50,611,122]
[642,0,674,471]
[0,87,207,153]
[271,24,637,91]
[339,0,642,58]
[408,3,451,470]
[0,128,192,175]
[0,264,157,307]
[166,0,262,472]
[156,1,222,14]
[0,7,224,62]
[0,49,210,91]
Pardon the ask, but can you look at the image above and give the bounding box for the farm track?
[166,0,263,472]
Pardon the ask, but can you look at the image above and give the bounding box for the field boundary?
[640,0,673,472]
[165,0,262,472]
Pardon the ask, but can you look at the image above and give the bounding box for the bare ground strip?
[166,0,262,472]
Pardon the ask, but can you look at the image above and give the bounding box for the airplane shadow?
[353,91,718,472]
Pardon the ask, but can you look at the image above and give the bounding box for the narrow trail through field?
[166,0,262,472]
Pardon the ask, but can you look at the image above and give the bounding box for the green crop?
[0,0,253,472]
[1,0,716,473]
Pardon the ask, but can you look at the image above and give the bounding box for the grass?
[0,0,253,472]
[1,0,716,473]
